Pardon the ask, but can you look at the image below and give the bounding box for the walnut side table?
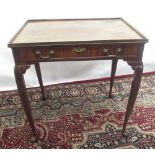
[8,18,148,141]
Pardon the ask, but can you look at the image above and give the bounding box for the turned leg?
[14,65,37,141]
[109,58,118,98]
[34,62,46,100]
[122,62,143,135]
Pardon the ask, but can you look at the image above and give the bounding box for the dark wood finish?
[8,18,148,140]
[122,61,143,135]
[34,63,46,100]
[109,59,118,98]
[14,65,37,140]
[12,44,139,64]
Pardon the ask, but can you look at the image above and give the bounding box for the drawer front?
[33,46,102,59]
[16,46,102,61]
[15,44,139,62]
[101,44,139,57]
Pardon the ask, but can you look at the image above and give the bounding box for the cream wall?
[0,0,155,91]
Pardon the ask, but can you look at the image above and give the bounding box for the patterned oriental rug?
[0,72,155,149]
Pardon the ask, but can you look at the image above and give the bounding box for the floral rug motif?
[0,73,155,148]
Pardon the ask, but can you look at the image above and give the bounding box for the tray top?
[8,18,148,47]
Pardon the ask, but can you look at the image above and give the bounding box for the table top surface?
[8,18,148,47]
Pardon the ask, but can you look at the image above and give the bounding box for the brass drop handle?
[116,48,122,55]
[35,50,54,59]
[102,47,122,56]
[103,48,109,55]
[72,47,86,53]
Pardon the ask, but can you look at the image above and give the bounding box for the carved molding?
[126,61,143,71]
[14,65,31,75]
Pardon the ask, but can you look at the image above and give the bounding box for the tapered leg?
[122,63,143,135]
[109,58,118,98]
[14,65,37,141]
[34,62,46,100]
